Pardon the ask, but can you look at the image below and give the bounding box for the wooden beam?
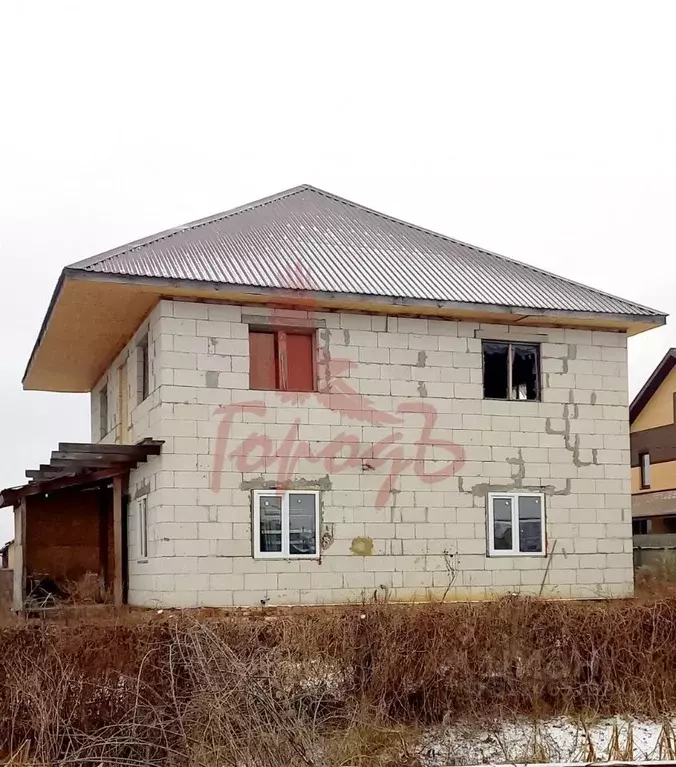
[26,466,69,480]
[13,498,27,611]
[49,458,129,470]
[112,475,124,608]
[58,441,162,457]
[98,483,109,597]
[1,467,128,506]
[52,451,136,462]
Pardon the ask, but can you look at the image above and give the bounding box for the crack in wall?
[506,448,525,485]
[544,389,598,468]
[562,343,577,374]
[320,329,333,393]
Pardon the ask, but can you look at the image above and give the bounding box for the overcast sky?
[1,1,674,543]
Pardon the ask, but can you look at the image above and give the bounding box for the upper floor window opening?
[249,329,315,392]
[482,341,540,401]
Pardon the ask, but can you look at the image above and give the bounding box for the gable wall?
[631,366,676,433]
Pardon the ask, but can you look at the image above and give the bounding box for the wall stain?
[416,351,427,368]
[343,329,351,346]
[350,536,374,556]
[205,371,220,388]
[321,524,334,551]
[418,381,428,398]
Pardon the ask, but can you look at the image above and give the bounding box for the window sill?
[488,551,546,558]
[253,554,320,561]
[137,559,149,564]
[483,397,541,403]
[250,388,318,394]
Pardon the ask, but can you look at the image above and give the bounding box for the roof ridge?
[303,187,664,316]
[67,184,314,271]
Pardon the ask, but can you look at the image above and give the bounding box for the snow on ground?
[418,717,674,765]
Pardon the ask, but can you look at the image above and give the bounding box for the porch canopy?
[0,438,162,508]
[0,438,162,610]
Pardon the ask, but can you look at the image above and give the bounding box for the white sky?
[1,1,674,544]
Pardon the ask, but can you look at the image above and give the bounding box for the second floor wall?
[91,298,630,495]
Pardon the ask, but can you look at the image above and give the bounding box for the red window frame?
[249,329,315,392]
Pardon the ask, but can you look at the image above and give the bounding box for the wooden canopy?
[0,438,162,508]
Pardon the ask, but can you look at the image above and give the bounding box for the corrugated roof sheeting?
[69,185,663,317]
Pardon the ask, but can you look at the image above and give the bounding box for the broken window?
[253,490,319,559]
[639,452,651,489]
[487,492,545,556]
[249,330,315,392]
[137,334,149,403]
[482,341,540,400]
[99,384,108,439]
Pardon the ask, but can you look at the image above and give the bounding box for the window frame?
[137,334,150,403]
[639,452,651,489]
[99,384,108,439]
[138,496,148,561]
[252,489,320,560]
[487,491,546,557]
[481,340,541,402]
[249,328,316,393]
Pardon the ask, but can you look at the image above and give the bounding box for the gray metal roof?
[68,185,664,318]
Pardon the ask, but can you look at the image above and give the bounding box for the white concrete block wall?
[90,301,168,603]
[93,299,634,606]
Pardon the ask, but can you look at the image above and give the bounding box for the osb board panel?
[0,570,12,610]
[25,275,645,393]
[24,279,157,393]
[25,486,111,583]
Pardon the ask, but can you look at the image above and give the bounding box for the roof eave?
[64,267,666,330]
[23,269,666,394]
[22,269,66,386]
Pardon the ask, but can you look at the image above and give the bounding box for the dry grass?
[2,596,676,764]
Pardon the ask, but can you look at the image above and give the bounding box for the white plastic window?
[487,492,545,556]
[253,490,319,559]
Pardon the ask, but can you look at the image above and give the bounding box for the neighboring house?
[3,185,667,607]
[630,349,676,534]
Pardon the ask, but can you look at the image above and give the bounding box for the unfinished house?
[2,184,666,608]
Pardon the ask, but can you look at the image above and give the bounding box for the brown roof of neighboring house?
[630,348,676,424]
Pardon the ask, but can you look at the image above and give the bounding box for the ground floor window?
[632,518,652,535]
[252,490,320,559]
[487,492,545,556]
